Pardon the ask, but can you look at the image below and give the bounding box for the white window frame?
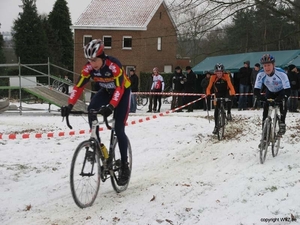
[126,66,135,76]
[103,35,112,49]
[83,35,92,47]
[164,65,172,73]
[122,36,132,50]
[157,37,162,51]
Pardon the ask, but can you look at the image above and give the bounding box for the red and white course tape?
[1,97,204,140]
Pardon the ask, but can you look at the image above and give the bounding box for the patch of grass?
[242,199,247,203]
[265,186,278,192]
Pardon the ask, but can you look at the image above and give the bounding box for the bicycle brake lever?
[104,116,112,130]
[66,114,73,129]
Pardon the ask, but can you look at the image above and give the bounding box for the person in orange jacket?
[206,63,236,134]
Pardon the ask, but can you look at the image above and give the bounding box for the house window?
[123,36,132,49]
[126,66,135,76]
[157,37,162,51]
[83,35,92,47]
[103,36,112,49]
[164,65,172,73]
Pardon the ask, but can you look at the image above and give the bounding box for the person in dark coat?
[201,71,211,111]
[129,68,139,113]
[147,73,154,112]
[287,64,300,112]
[251,63,261,109]
[237,61,252,110]
[183,66,197,112]
[170,66,186,111]
[63,75,71,95]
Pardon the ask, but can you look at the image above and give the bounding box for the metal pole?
[18,57,22,115]
[48,57,50,86]
[205,97,210,123]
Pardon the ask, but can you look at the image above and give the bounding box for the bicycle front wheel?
[260,119,271,164]
[141,96,148,106]
[70,140,101,208]
[110,137,132,193]
[271,116,281,157]
[217,108,225,140]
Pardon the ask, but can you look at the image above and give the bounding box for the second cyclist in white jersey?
[254,54,291,136]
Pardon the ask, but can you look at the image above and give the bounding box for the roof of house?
[192,50,300,74]
[72,0,174,31]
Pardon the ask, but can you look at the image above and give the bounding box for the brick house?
[71,0,178,77]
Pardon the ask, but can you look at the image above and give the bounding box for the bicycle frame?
[259,99,282,163]
[267,104,280,141]
[67,110,132,208]
[214,97,229,140]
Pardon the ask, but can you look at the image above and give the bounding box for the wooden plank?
[23,87,87,111]
[0,99,9,113]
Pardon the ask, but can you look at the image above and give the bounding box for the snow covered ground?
[1,101,300,225]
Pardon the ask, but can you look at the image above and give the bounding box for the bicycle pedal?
[114,159,121,167]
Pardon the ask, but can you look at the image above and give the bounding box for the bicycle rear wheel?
[57,84,67,93]
[137,95,148,109]
[271,116,281,157]
[217,108,225,140]
[52,80,60,89]
[260,119,271,164]
[110,137,132,193]
[70,139,101,208]
[143,96,148,106]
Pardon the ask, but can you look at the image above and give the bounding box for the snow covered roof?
[72,0,172,31]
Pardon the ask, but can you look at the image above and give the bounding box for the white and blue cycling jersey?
[254,67,290,92]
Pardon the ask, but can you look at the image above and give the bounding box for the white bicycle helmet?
[84,39,105,59]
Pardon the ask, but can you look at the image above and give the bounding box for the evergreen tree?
[0,32,6,74]
[12,0,48,74]
[41,17,63,74]
[48,0,73,72]
[224,9,256,53]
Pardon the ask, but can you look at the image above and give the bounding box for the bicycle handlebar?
[214,97,231,101]
[64,111,112,130]
[262,98,284,104]
[253,97,285,110]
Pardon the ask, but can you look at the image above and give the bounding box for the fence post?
[18,57,22,115]
[48,57,50,86]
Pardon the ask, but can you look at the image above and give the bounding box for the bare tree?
[166,0,300,61]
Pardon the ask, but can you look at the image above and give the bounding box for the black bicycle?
[52,77,71,94]
[136,94,148,110]
[215,98,228,140]
[259,99,282,164]
[64,111,132,208]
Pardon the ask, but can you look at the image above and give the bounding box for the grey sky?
[0,0,92,32]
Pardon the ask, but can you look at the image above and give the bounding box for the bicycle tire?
[58,84,66,93]
[141,96,148,106]
[110,136,132,193]
[70,139,101,208]
[52,80,60,89]
[136,95,148,110]
[271,115,281,157]
[217,108,225,140]
[260,118,271,164]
